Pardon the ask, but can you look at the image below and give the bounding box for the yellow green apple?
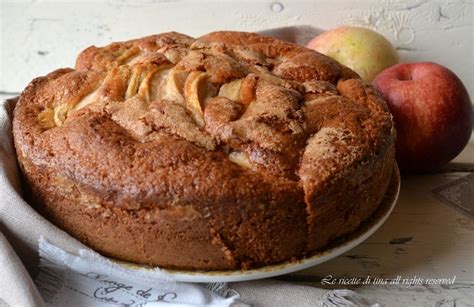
[307,26,399,81]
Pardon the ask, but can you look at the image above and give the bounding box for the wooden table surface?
[1,1,473,305]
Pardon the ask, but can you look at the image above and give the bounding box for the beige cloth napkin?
[0,98,89,304]
[0,232,43,307]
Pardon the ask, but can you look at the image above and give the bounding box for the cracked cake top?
[13,31,394,211]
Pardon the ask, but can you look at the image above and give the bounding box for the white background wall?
[1,0,473,100]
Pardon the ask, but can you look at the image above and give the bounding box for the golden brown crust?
[13,31,395,270]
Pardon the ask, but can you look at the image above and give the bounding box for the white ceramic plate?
[123,164,400,283]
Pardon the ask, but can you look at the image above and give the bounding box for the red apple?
[373,62,472,172]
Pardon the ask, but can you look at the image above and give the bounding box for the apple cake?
[13,31,396,270]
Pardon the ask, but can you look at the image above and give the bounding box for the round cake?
[13,31,396,270]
